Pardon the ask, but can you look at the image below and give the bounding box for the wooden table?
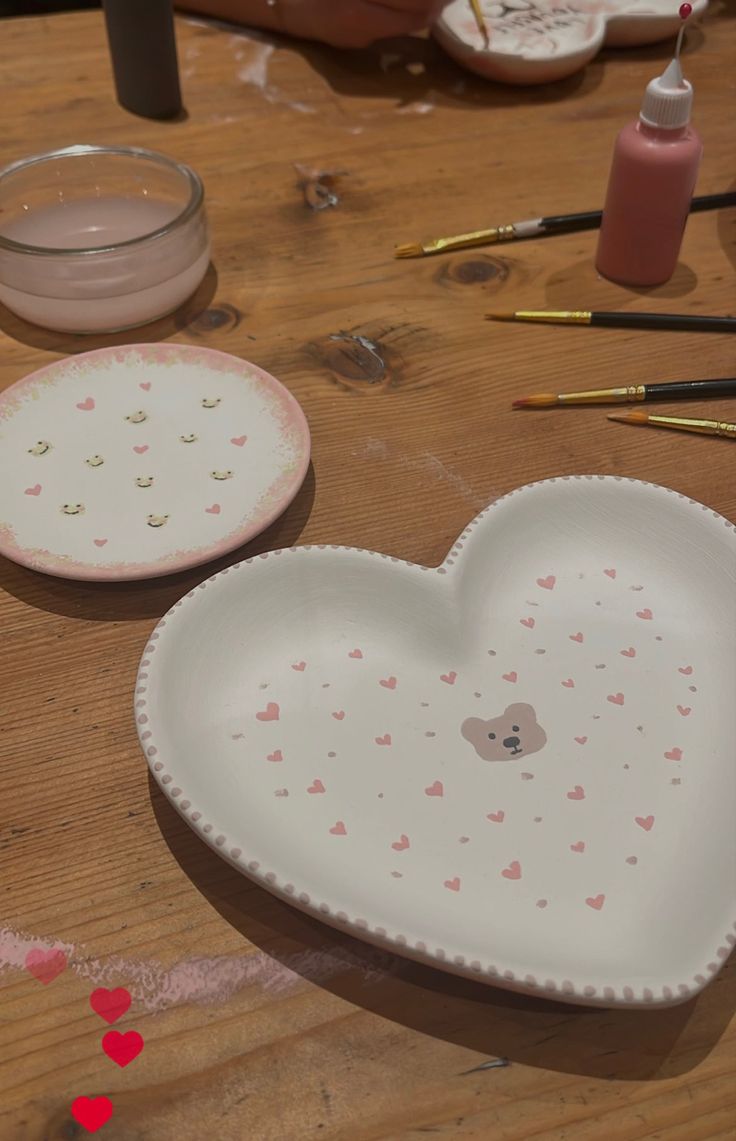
[1,6,735,1138]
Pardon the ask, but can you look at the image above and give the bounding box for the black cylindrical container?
[102,0,183,120]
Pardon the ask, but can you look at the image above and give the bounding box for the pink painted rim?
[0,344,311,582]
[137,475,736,1009]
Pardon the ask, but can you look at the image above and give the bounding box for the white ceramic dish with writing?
[138,476,736,1007]
[0,344,310,581]
[434,0,708,85]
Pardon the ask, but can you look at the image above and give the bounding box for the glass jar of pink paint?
[0,144,210,334]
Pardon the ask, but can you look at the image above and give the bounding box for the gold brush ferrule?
[513,310,592,325]
[423,227,506,254]
[558,385,645,405]
[648,415,736,436]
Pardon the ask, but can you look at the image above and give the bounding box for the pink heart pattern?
[231,435,248,446]
[76,396,95,411]
[209,527,711,994]
[24,484,42,496]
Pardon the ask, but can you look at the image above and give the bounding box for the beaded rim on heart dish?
[136,476,736,1008]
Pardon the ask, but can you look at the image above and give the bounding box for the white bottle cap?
[640,57,693,129]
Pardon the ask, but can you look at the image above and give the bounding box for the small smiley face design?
[210,470,233,480]
[61,503,85,515]
[85,455,105,467]
[201,398,221,409]
[135,476,154,488]
[179,433,198,443]
[28,440,52,456]
[126,410,148,424]
[146,514,169,528]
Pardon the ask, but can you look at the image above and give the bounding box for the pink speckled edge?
[0,343,311,582]
[136,475,736,1009]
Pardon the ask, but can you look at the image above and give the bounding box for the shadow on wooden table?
[0,461,316,620]
[151,781,735,1082]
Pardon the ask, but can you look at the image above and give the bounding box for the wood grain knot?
[178,303,242,336]
[436,256,510,289]
[319,333,385,387]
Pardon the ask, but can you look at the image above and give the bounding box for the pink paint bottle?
[596,5,702,287]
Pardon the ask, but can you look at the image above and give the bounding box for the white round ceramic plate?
[0,344,310,580]
[137,477,736,1008]
[434,0,708,85]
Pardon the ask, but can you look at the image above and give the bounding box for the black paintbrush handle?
[592,312,736,333]
[540,192,736,236]
[645,379,736,401]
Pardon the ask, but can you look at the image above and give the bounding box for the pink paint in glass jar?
[0,145,210,334]
[596,5,702,288]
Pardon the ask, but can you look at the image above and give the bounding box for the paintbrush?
[394,190,736,258]
[487,310,736,334]
[468,0,490,48]
[513,378,736,409]
[608,411,736,439]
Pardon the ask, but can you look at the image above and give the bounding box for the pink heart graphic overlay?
[90,987,131,1024]
[635,815,655,831]
[501,861,522,880]
[230,435,248,446]
[133,444,149,454]
[586,894,605,911]
[71,1096,113,1133]
[25,948,67,984]
[440,671,457,684]
[24,484,42,496]
[330,821,347,835]
[392,834,410,851]
[567,786,585,800]
[444,877,461,892]
[486,810,505,823]
[76,397,95,411]
[425,780,443,797]
[205,503,221,514]
[307,779,325,794]
[102,1030,144,1067]
[537,575,556,590]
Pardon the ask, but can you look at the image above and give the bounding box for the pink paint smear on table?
[0,926,393,1013]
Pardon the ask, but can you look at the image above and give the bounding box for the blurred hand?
[282,0,450,48]
[182,0,449,48]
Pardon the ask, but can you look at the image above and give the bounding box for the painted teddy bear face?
[461,703,547,762]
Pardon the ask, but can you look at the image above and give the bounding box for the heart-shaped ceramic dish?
[138,476,736,1008]
[434,0,709,85]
